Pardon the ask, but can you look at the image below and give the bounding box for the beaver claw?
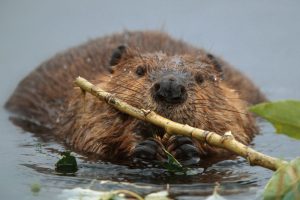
[167,136,201,166]
[131,138,166,166]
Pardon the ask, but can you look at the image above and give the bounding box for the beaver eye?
[195,74,204,84]
[209,75,218,82]
[136,66,146,76]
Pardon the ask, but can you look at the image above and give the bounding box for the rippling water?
[4,122,299,200]
[1,1,300,200]
[8,121,298,200]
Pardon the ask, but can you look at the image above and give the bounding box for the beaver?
[5,30,266,166]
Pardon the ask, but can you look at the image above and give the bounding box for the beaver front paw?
[131,138,166,166]
[167,136,200,166]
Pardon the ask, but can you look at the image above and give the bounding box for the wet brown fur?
[5,30,266,162]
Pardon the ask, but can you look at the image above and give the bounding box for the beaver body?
[6,31,266,165]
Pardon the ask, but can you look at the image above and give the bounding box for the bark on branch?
[75,76,287,171]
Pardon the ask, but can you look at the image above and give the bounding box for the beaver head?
[106,45,243,128]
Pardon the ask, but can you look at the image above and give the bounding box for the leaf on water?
[161,148,187,174]
[55,151,78,173]
[263,158,300,200]
[31,183,41,193]
[250,100,300,140]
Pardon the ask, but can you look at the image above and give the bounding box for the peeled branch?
[75,76,287,171]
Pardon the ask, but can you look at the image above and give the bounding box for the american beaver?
[6,31,266,166]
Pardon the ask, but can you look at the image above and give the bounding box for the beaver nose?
[153,75,187,104]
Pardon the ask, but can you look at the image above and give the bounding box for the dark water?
[1,1,300,199]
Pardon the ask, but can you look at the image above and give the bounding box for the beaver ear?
[110,45,128,66]
[206,53,224,78]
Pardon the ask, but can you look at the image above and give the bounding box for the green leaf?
[30,183,41,193]
[250,100,300,140]
[264,158,300,200]
[55,151,78,173]
[161,148,187,174]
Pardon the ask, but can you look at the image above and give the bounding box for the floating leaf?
[55,151,78,173]
[264,158,300,200]
[161,148,187,174]
[31,183,41,193]
[250,100,300,140]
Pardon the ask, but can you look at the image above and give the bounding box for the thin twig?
[75,76,287,171]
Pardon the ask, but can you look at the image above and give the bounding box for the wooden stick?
[75,76,287,171]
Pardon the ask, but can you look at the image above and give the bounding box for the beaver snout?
[152,74,187,104]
